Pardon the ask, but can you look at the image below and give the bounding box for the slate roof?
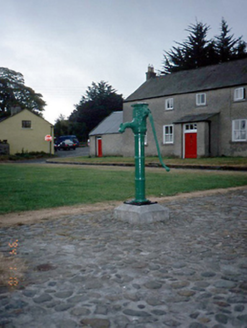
[89,111,123,136]
[125,58,247,102]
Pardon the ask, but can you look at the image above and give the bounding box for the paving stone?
[163,319,181,326]
[215,313,228,324]
[94,305,108,315]
[22,290,37,297]
[201,272,216,277]
[54,291,73,298]
[237,314,247,324]
[144,281,162,289]
[170,281,190,289]
[146,297,164,306]
[214,280,237,288]
[189,323,207,328]
[56,319,77,328]
[123,309,151,317]
[54,302,73,311]
[80,318,110,328]
[33,293,52,303]
[234,304,245,312]
[70,307,91,316]
[177,290,196,297]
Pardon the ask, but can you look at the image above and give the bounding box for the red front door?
[97,138,102,157]
[185,133,197,158]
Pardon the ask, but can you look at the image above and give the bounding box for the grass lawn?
[0,163,247,215]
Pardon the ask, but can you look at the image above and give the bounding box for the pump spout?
[119,121,135,133]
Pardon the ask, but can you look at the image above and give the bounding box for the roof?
[89,111,123,136]
[0,109,53,126]
[125,58,247,102]
[173,112,219,124]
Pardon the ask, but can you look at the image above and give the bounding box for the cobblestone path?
[0,189,247,328]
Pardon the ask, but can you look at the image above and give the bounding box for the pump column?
[134,130,147,203]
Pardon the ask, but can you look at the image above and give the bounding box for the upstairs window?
[196,93,206,106]
[232,119,247,141]
[234,87,245,101]
[22,120,31,128]
[165,98,174,110]
[163,125,174,144]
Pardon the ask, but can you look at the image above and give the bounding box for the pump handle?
[148,112,170,172]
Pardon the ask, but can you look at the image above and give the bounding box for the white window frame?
[196,93,206,106]
[163,124,174,144]
[184,123,197,132]
[234,87,245,101]
[232,119,247,142]
[165,98,174,110]
[22,120,31,129]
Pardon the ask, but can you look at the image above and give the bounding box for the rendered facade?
[0,109,54,155]
[89,111,123,157]
[123,59,247,158]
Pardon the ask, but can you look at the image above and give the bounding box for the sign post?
[45,135,52,154]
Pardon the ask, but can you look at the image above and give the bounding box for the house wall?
[123,84,247,158]
[89,134,123,156]
[0,109,54,155]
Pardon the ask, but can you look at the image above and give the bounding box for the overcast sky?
[1,0,247,124]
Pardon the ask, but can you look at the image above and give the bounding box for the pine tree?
[163,21,214,74]
[214,18,242,63]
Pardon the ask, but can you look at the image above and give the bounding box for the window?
[163,125,174,144]
[234,87,245,101]
[232,119,247,141]
[22,120,31,128]
[165,98,174,110]
[196,93,206,106]
[185,123,197,131]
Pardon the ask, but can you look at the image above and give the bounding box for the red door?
[97,138,102,157]
[185,133,197,158]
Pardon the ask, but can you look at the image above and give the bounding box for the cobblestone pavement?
[0,189,247,328]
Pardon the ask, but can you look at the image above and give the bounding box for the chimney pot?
[146,65,156,80]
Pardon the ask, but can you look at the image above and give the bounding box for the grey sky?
[1,0,247,123]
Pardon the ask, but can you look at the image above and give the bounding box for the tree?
[214,18,244,63]
[54,114,70,137]
[69,81,123,141]
[162,19,247,74]
[0,67,46,118]
[163,21,214,74]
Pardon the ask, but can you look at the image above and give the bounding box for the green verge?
[48,156,247,167]
[0,164,247,214]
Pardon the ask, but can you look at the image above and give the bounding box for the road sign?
[45,135,52,142]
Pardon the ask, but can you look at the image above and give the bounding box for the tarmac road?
[15,147,89,164]
[55,146,89,159]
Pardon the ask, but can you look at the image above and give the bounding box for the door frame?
[183,123,197,158]
[96,136,102,157]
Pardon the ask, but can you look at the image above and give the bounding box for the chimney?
[146,65,156,80]
[10,106,22,116]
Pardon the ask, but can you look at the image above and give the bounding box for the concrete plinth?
[114,203,169,224]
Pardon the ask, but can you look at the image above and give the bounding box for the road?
[55,146,89,158]
[15,147,89,164]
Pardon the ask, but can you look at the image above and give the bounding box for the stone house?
[89,111,123,157]
[123,58,247,158]
[0,108,54,155]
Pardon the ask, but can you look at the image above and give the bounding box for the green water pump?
[119,103,170,205]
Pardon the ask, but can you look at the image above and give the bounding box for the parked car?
[55,135,80,147]
[56,139,77,151]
